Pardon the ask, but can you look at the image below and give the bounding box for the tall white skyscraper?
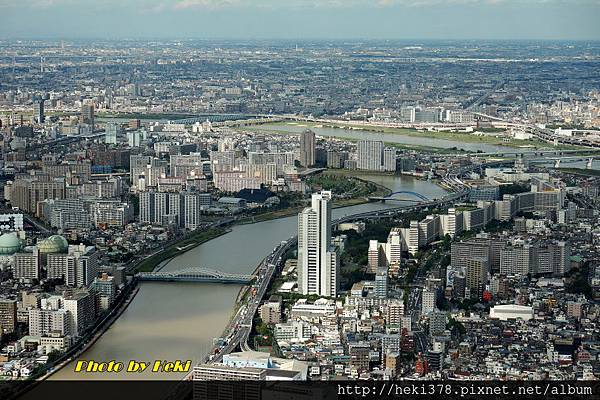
[297,191,338,297]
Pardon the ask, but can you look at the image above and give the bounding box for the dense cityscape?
[0,33,599,397]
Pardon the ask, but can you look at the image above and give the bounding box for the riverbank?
[34,228,229,383]
[241,124,462,154]
[247,120,583,151]
[238,172,393,225]
[133,228,229,273]
[556,167,600,177]
[43,174,447,382]
[17,281,143,392]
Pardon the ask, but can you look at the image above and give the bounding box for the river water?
[253,122,528,153]
[50,174,447,380]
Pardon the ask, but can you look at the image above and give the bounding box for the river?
[50,174,446,380]
[252,122,529,153]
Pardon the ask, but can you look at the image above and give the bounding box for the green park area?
[133,228,226,273]
[240,172,390,224]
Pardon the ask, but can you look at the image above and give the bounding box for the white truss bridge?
[136,268,254,284]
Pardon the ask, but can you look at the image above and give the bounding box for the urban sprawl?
[0,39,599,384]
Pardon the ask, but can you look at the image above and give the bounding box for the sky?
[1,0,599,40]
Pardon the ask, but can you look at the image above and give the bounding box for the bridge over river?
[136,268,254,284]
[369,190,431,203]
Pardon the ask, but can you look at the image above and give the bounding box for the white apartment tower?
[421,289,436,315]
[357,140,383,171]
[385,229,402,265]
[297,191,338,297]
[357,140,396,172]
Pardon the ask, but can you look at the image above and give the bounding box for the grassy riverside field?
[239,171,391,224]
[133,228,227,273]
[241,124,467,154]
[246,121,584,151]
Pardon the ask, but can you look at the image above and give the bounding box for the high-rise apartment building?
[140,190,210,230]
[34,98,45,124]
[385,228,402,265]
[130,155,168,191]
[11,178,66,215]
[297,191,338,297]
[368,240,384,273]
[0,299,17,334]
[81,103,94,126]
[28,308,69,336]
[326,150,348,169]
[14,251,40,280]
[170,154,204,178]
[440,208,463,238]
[466,258,488,298]
[63,291,94,337]
[89,200,133,227]
[421,289,436,315]
[386,299,404,328]
[46,245,98,287]
[104,122,120,145]
[500,243,536,276]
[383,148,397,172]
[375,267,388,298]
[299,130,316,167]
[357,140,384,171]
[400,221,420,256]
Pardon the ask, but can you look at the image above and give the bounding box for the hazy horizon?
[1,0,599,41]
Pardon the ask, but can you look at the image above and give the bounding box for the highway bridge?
[136,268,254,284]
[171,114,262,124]
[455,148,600,158]
[27,131,106,151]
[297,167,327,177]
[528,156,597,169]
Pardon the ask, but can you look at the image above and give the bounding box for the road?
[23,213,51,234]
[465,80,506,110]
[27,131,106,151]
[201,238,295,364]
[200,181,471,367]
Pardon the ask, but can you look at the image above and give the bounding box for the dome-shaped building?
[0,232,22,255]
[38,235,69,254]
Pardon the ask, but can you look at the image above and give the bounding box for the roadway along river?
[50,174,447,380]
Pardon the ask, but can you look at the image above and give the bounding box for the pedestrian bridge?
[136,268,254,284]
[369,191,430,203]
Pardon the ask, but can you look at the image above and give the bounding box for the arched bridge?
[136,268,254,284]
[369,191,430,203]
